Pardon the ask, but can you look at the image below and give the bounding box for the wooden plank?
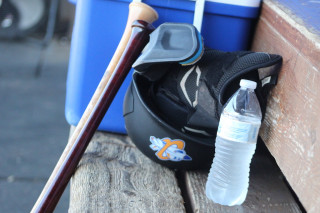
[68,128,186,213]
[184,148,301,213]
[269,0,320,35]
[251,0,320,212]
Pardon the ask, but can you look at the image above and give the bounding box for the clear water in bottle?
[205,79,262,206]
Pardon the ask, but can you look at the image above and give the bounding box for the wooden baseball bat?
[31,3,157,213]
[67,2,158,178]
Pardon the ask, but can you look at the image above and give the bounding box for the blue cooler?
[65,0,261,133]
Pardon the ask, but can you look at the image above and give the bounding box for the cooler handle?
[133,0,205,33]
[193,0,205,32]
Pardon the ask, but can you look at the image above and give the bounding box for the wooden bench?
[68,0,319,212]
[68,128,300,213]
[251,0,320,212]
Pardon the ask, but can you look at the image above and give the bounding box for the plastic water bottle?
[205,79,262,206]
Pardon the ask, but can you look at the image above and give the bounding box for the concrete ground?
[0,38,71,212]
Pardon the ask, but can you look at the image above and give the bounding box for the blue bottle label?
[217,114,261,143]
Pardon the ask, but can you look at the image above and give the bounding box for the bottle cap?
[240,79,257,89]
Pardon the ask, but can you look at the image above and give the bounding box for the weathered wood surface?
[68,127,301,212]
[68,128,185,213]
[252,0,320,212]
[184,146,301,213]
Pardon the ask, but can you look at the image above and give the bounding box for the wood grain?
[184,152,301,213]
[251,0,320,212]
[68,128,186,213]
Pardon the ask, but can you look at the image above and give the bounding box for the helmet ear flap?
[133,23,204,81]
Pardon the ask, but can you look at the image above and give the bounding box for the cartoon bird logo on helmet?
[149,136,192,162]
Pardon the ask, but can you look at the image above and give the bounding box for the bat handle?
[107,2,158,72]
